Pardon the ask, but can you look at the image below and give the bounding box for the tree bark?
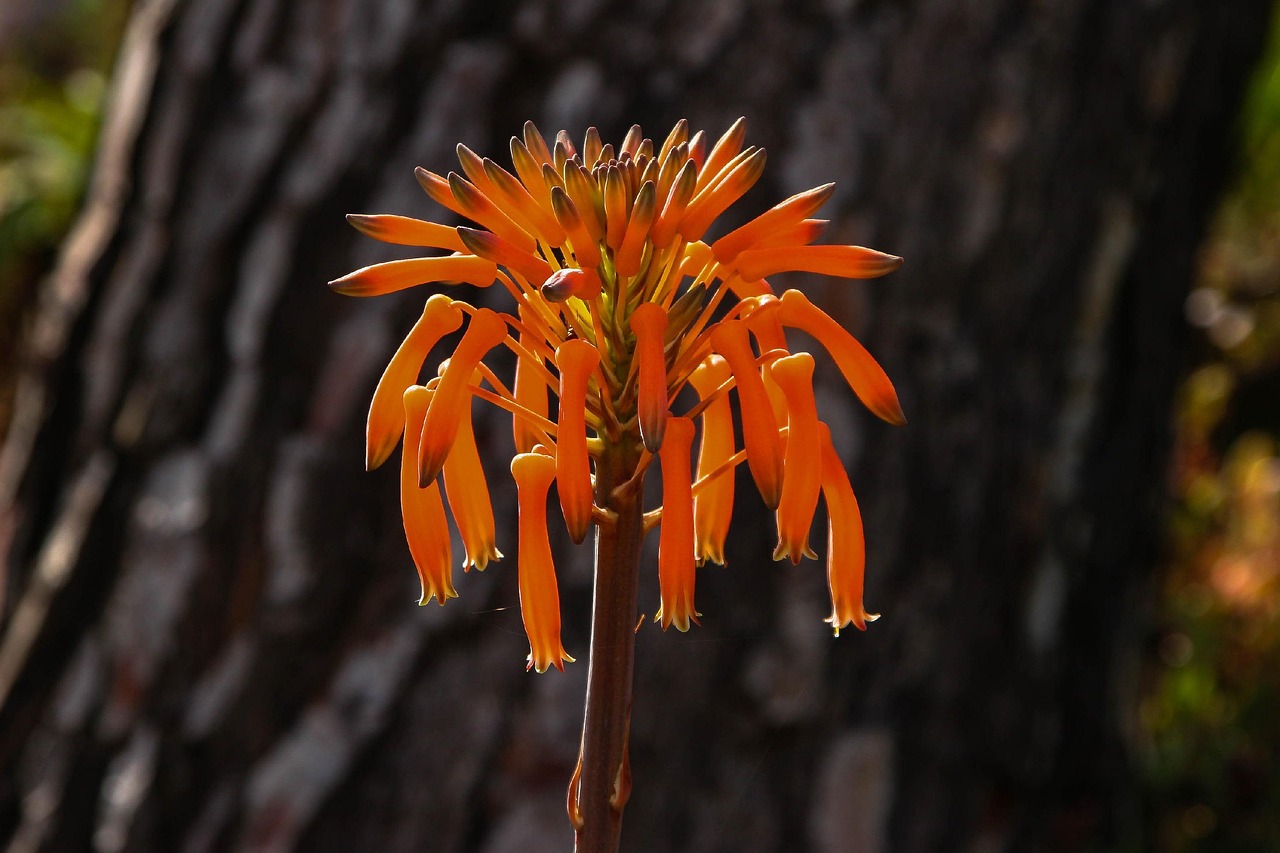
[0,1,1271,851]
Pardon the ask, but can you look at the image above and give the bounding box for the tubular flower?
[418,308,508,485]
[688,356,734,566]
[512,452,574,672]
[630,302,669,452]
[441,372,503,572]
[770,354,822,564]
[656,416,699,631]
[401,385,456,605]
[366,294,463,471]
[554,340,600,544]
[331,117,905,670]
[818,425,879,634]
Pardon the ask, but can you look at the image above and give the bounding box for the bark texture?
[0,1,1272,851]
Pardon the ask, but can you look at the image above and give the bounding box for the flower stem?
[573,443,644,853]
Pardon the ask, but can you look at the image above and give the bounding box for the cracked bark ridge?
[0,1,1271,851]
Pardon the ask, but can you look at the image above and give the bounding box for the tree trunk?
[0,1,1271,851]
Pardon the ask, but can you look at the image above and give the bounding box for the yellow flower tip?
[630,302,670,452]
[418,308,509,486]
[689,355,735,565]
[366,294,463,471]
[328,255,498,296]
[735,244,903,282]
[401,385,457,607]
[777,289,906,426]
[770,353,822,564]
[709,320,784,509]
[511,451,573,674]
[657,415,698,632]
[817,423,873,636]
[554,339,601,544]
[541,267,601,303]
[345,213,468,251]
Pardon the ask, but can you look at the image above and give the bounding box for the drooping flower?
[331,117,904,668]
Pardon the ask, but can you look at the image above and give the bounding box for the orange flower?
[401,385,455,605]
[630,302,669,452]
[710,320,784,509]
[657,416,699,631]
[512,452,574,672]
[366,294,462,471]
[441,376,503,572]
[418,308,508,485]
[688,356,734,566]
[555,340,600,544]
[334,118,905,669]
[770,354,822,564]
[818,425,879,634]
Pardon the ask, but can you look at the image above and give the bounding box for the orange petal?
[511,452,574,672]
[456,226,553,285]
[345,214,467,251]
[563,161,606,244]
[751,218,828,250]
[541,267,602,303]
[513,306,549,454]
[678,147,766,242]
[818,424,877,634]
[484,157,566,246]
[510,137,551,201]
[657,415,699,631]
[442,387,503,572]
[735,244,903,281]
[603,166,629,251]
[523,120,554,166]
[550,185,602,270]
[583,126,604,166]
[777,289,906,425]
[418,309,509,484]
[742,296,791,424]
[687,129,706,170]
[620,124,643,159]
[710,183,834,263]
[447,172,538,254]
[402,386,456,605]
[650,159,698,249]
[614,181,657,279]
[366,294,463,471]
[328,255,497,296]
[554,339,600,544]
[630,302,670,451]
[709,319,784,509]
[658,119,689,162]
[769,354,821,564]
[695,117,746,192]
[688,356,735,566]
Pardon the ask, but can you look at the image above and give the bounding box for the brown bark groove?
[0,1,1273,851]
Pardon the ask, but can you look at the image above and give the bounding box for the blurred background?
[1,1,1277,851]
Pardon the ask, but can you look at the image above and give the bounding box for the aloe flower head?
[331,118,902,671]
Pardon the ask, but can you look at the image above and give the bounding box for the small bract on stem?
[330,118,903,853]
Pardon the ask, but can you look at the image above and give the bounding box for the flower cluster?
[330,119,904,672]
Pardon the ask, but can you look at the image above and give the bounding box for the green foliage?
[1143,8,1280,851]
[0,0,129,426]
